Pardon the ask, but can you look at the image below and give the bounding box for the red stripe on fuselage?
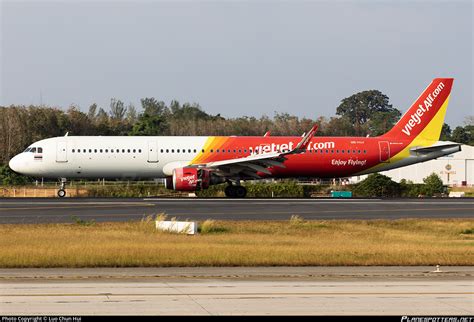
[194,136,409,178]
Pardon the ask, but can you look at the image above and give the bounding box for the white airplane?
[9,78,460,198]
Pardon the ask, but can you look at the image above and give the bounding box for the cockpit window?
[30,147,37,153]
[24,148,31,152]
[38,147,43,153]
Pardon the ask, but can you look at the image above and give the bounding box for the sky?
[1,0,472,127]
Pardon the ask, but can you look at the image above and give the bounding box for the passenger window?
[336,150,339,153]
[133,149,136,153]
[171,149,174,153]
[105,149,108,153]
[202,149,205,153]
[358,150,361,154]
[111,149,114,153]
[188,149,191,153]
[210,149,213,153]
[364,150,367,154]
[139,149,142,153]
[72,149,75,153]
[193,149,196,153]
[216,149,219,153]
[100,149,103,153]
[127,149,130,153]
[94,149,97,153]
[177,149,180,153]
[89,149,92,153]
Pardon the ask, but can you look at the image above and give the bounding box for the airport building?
[350,143,474,186]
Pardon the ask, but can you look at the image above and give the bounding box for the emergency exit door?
[56,141,68,163]
[378,141,390,163]
[147,141,159,163]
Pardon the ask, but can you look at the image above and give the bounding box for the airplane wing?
[189,125,318,178]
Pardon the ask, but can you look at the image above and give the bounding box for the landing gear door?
[56,141,68,163]
[378,141,390,163]
[147,141,159,163]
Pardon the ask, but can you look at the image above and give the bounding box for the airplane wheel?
[57,189,66,198]
[234,186,247,198]
[224,185,236,198]
[224,185,247,198]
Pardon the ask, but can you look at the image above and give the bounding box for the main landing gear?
[57,178,67,198]
[224,184,247,198]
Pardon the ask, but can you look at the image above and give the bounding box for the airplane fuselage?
[9,135,458,180]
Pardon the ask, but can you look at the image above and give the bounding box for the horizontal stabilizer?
[410,142,461,155]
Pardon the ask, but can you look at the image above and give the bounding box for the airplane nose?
[8,155,21,173]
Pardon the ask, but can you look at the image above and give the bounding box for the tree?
[140,98,168,117]
[130,114,168,136]
[109,98,126,121]
[87,103,98,120]
[462,116,473,145]
[440,123,452,141]
[451,126,469,144]
[423,173,444,196]
[324,116,357,136]
[126,103,137,123]
[367,110,402,136]
[336,90,400,136]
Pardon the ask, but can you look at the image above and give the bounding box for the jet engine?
[165,167,223,191]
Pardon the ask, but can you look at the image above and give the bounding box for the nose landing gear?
[57,178,67,198]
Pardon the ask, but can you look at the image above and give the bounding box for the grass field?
[0,217,473,267]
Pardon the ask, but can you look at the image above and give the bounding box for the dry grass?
[0,218,472,267]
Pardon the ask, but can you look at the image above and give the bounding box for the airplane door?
[147,141,159,163]
[56,141,68,163]
[378,141,390,163]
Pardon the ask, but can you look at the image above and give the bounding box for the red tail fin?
[383,78,453,142]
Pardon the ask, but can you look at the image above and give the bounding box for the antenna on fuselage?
[65,132,69,137]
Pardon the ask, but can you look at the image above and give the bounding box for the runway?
[1,267,473,315]
[0,198,473,224]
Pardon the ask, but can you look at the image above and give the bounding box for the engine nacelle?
[165,167,212,191]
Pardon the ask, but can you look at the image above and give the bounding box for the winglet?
[292,124,318,153]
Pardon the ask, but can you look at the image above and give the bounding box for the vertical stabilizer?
[383,78,453,143]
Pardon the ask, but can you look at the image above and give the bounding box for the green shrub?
[399,179,427,197]
[423,173,444,196]
[0,165,31,185]
[197,181,305,198]
[353,173,401,197]
[85,184,182,197]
